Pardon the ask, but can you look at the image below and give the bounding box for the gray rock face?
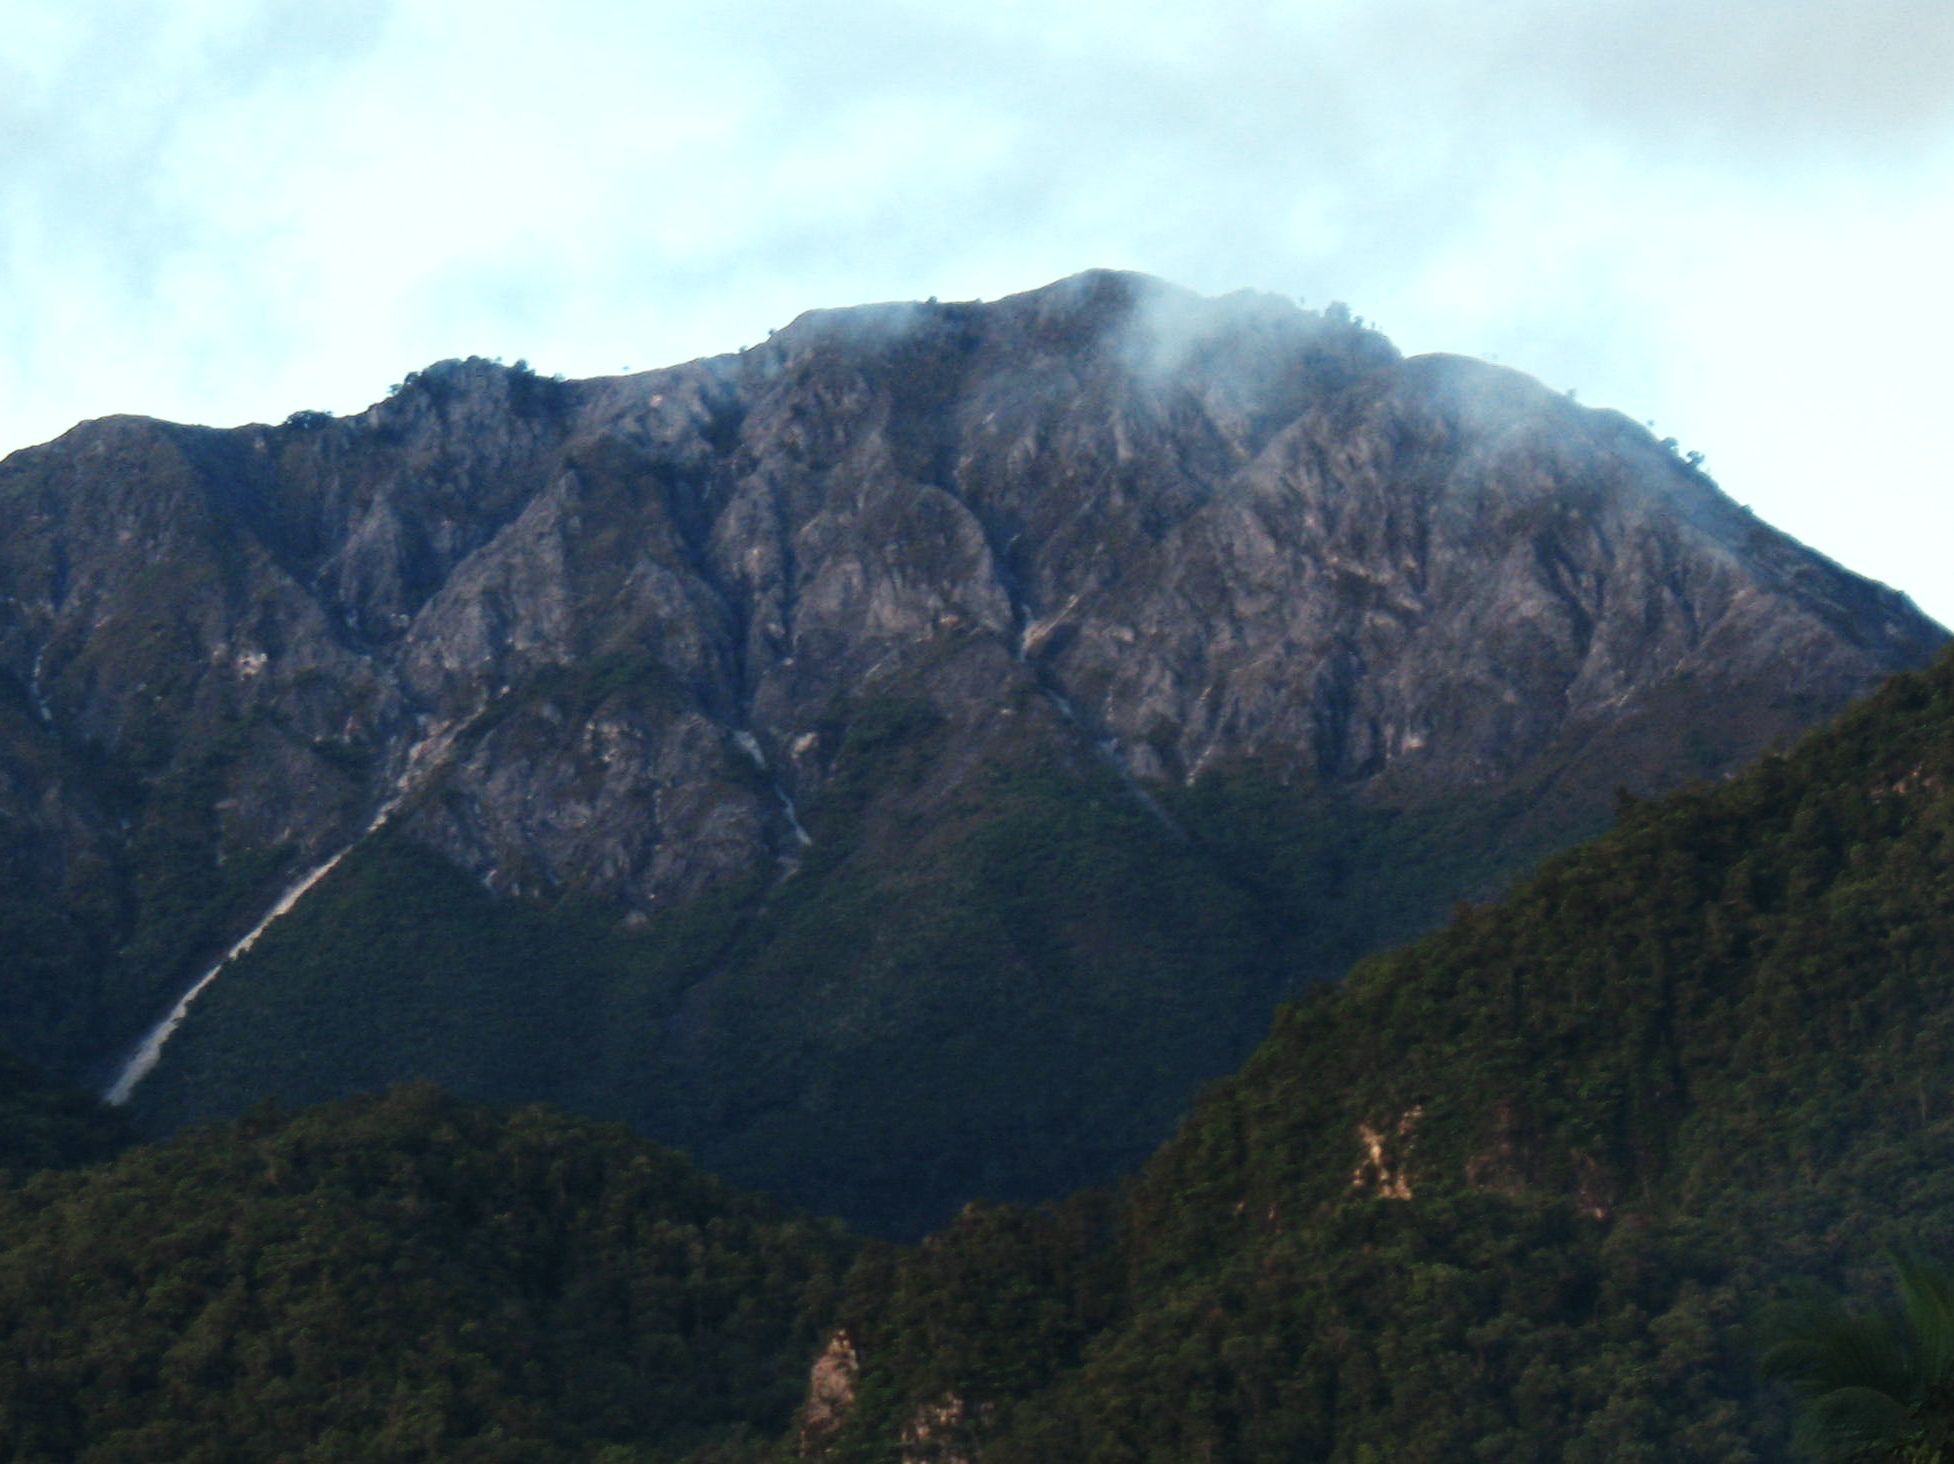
[0,269,1941,1084]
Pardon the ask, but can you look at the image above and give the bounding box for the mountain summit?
[0,271,1940,1232]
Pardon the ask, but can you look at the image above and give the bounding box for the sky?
[4,0,1951,621]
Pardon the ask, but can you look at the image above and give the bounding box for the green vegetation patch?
[0,1087,853,1462]
[0,1054,131,1179]
[806,647,1954,1460]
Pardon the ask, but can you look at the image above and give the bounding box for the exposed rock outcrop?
[0,271,1940,1229]
[4,276,1936,948]
[798,1330,862,1454]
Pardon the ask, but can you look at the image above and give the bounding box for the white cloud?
[1,0,1949,620]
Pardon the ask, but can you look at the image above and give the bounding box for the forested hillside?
[0,1088,854,1461]
[0,1054,130,1177]
[805,646,1954,1460]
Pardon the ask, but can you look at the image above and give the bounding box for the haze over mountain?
[0,271,1940,1234]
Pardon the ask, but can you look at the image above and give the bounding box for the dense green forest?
[806,646,1954,1460]
[0,1088,853,1462]
[0,1054,131,1177]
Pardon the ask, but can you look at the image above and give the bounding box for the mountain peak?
[0,275,1940,1233]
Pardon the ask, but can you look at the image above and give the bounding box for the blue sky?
[4,0,1950,620]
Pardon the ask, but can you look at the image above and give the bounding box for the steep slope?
[804,646,1954,1460]
[0,1086,854,1462]
[0,271,1940,1233]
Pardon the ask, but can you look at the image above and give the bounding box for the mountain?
[6,621,1953,1462]
[799,643,1954,1461]
[0,270,1940,1235]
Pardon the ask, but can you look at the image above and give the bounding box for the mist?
[2,0,1948,618]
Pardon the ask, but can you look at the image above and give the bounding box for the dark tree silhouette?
[1764,1254,1954,1461]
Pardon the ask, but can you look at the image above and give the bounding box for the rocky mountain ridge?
[0,269,1940,1231]
[6,274,1932,918]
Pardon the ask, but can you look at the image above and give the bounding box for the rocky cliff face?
[0,270,1940,1231]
